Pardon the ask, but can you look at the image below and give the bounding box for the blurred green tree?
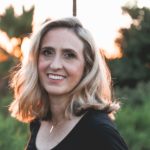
[0,5,34,97]
[109,5,150,88]
[0,5,34,38]
[0,5,34,150]
[116,81,150,150]
[0,5,34,58]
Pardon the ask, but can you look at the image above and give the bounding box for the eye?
[63,50,77,59]
[64,52,76,59]
[40,47,54,57]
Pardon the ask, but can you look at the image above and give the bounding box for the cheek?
[69,62,84,79]
[38,62,44,72]
[38,60,48,83]
[38,57,48,72]
[37,63,44,81]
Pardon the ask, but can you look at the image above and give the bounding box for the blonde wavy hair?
[9,17,120,123]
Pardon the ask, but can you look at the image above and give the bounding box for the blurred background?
[0,0,150,149]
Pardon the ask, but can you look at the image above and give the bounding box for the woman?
[9,17,128,150]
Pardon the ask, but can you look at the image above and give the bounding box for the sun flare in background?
[0,0,150,59]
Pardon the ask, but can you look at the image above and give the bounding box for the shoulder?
[84,109,115,128]
[93,124,128,149]
[82,109,128,149]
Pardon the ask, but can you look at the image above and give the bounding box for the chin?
[47,90,70,96]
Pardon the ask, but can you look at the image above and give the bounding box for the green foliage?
[115,81,150,106]
[0,95,29,150]
[109,6,150,87]
[115,82,150,150]
[0,56,18,97]
[0,56,17,77]
[0,4,34,96]
[0,115,29,150]
[116,101,150,150]
[0,6,34,38]
[0,6,34,149]
[0,94,12,117]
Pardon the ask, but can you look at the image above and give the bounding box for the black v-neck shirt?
[26,109,128,150]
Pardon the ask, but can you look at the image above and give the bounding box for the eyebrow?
[62,48,78,54]
[41,46,78,54]
[40,46,55,51]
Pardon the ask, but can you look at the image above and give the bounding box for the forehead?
[42,27,79,42]
[41,28,84,51]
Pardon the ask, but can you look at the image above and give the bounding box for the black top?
[26,109,128,150]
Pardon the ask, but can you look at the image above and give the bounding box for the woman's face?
[38,28,85,97]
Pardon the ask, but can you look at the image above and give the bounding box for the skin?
[38,28,85,98]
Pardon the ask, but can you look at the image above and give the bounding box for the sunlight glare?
[21,37,30,60]
[138,0,150,8]
[0,31,13,53]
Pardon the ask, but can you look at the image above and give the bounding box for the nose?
[49,55,63,70]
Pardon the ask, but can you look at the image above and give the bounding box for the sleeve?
[94,124,129,150]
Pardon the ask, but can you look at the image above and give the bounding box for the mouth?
[47,73,66,80]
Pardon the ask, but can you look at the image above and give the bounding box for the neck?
[48,94,71,123]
